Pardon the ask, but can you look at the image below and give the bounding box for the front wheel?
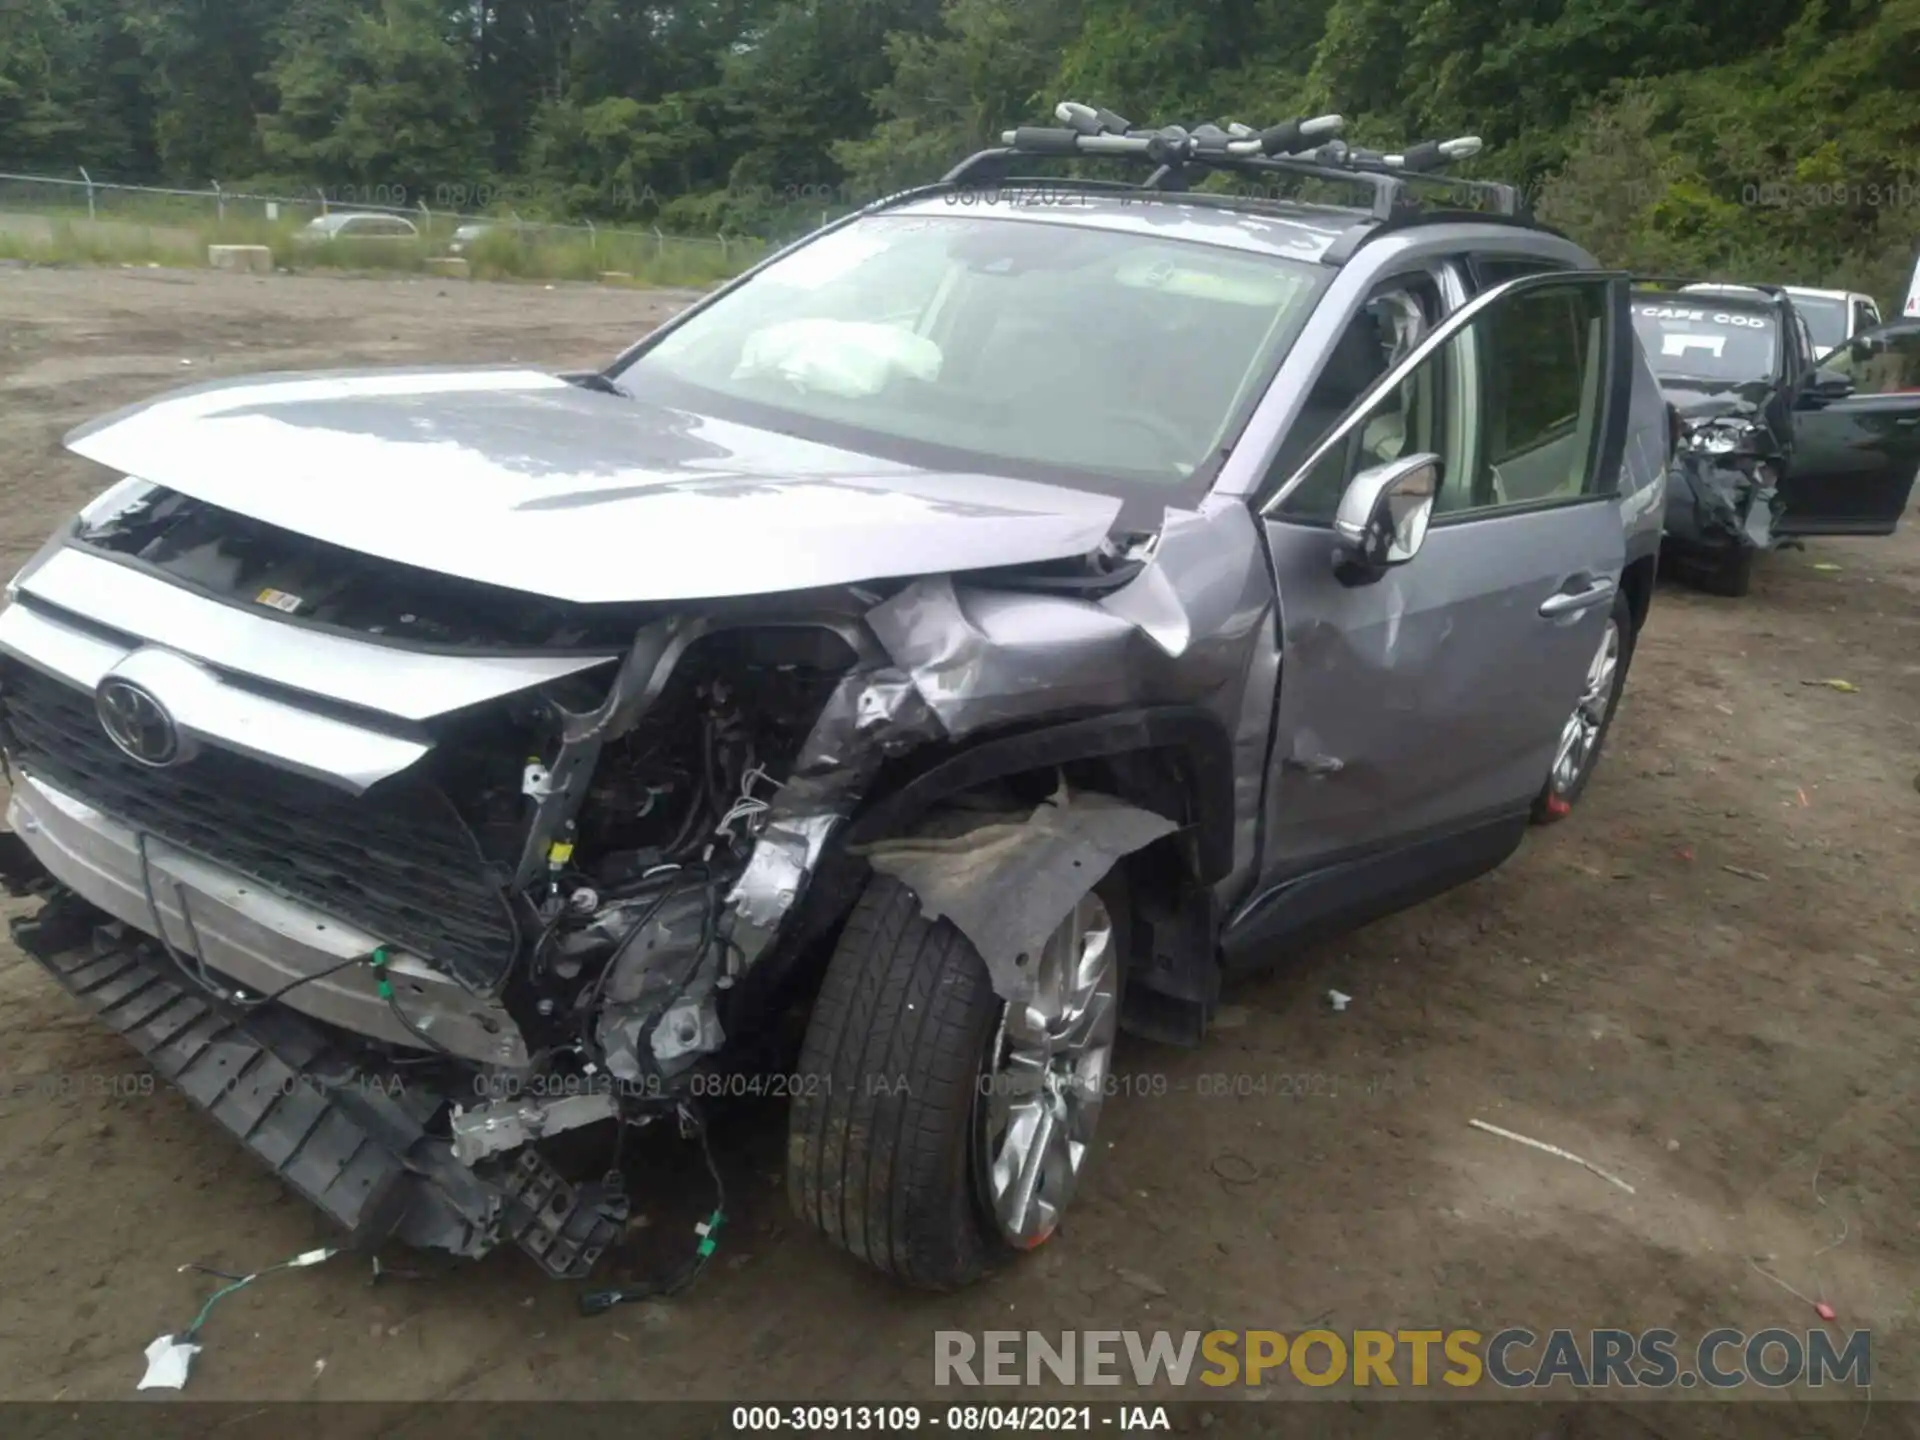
[1698,546,1756,598]
[1531,591,1635,824]
[787,871,1123,1288]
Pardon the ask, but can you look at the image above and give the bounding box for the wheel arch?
[840,704,1237,885]
[838,706,1234,1048]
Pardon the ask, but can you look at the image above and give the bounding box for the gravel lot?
[0,266,1914,1427]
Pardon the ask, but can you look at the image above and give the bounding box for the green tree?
[834,0,1086,196]
[526,89,723,217]
[0,0,138,169]
[259,0,488,197]
[125,0,279,180]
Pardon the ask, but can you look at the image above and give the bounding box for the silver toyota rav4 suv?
[0,108,1668,1294]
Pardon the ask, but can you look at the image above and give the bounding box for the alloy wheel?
[974,891,1119,1250]
[1550,617,1622,795]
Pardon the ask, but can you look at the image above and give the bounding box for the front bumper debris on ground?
[0,841,625,1279]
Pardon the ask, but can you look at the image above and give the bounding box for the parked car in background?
[1635,279,1920,594]
[292,212,421,249]
[447,221,499,256]
[1782,286,1882,354]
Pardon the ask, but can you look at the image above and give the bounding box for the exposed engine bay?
[30,487,895,1166]
[1,413,1261,1289]
[498,625,857,1084]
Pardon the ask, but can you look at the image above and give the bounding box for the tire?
[787,870,1124,1289]
[1698,546,1756,598]
[1531,590,1636,824]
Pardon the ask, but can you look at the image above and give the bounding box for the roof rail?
[1321,208,1567,265]
[941,100,1526,220]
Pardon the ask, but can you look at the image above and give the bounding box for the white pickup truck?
[1784,285,1882,353]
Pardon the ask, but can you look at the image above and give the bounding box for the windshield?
[1792,295,1848,352]
[1631,299,1780,386]
[615,213,1326,489]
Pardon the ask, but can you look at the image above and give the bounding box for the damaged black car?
[1633,280,1920,596]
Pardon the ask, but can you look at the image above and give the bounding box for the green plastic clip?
[370,945,393,999]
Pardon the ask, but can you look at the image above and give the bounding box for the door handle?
[1895,414,1920,427]
[1538,577,1615,618]
[1282,753,1345,776]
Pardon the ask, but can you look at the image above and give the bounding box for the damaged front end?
[1663,392,1788,571]
[0,476,1268,1280]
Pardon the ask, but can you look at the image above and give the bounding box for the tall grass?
[0,208,761,287]
[0,215,204,267]
[463,224,758,286]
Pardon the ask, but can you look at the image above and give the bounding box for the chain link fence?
[0,170,771,286]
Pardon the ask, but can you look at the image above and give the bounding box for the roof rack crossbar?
[945,102,1519,217]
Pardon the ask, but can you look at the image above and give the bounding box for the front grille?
[0,658,517,990]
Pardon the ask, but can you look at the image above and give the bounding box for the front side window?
[616,214,1328,491]
[1631,298,1779,385]
[1272,276,1614,522]
[1270,278,1443,521]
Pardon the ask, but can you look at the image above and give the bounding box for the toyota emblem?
[96,677,181,766]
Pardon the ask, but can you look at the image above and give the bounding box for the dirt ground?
[0,266,1914,1422]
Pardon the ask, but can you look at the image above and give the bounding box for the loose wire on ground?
[177,1246,340,1343]
[578,1101,727,1316]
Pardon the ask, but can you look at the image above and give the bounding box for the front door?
[1232,272,1631,954]
[1781,321,1920,536]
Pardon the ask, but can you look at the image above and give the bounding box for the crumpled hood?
[63,367,1126,605]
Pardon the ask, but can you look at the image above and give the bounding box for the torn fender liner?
[853,793,1176,1002]
[1666,451,1782,553]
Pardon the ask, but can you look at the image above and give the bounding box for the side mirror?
[1332,452,1440,582]
[1799,366,1854,405]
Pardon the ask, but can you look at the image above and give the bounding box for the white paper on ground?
[138,1334,201,1390]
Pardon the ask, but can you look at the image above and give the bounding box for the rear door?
[1236,272,1632,951]
[1781,321,1920,535]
